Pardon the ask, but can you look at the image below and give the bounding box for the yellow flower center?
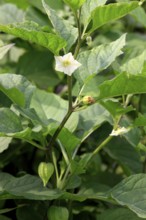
[63,60,71,67]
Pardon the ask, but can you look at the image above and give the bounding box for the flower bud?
[38,162,54,187]
[86,36,92,46]
[82,96,95,105]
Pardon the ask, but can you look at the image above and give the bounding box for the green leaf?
[120,50,146,75]
[98,73,146,100]
[3,0,29,9]
[0,21,66,54]
[47,122,80,157]
[30,89,79,132]
[65,175,81,189]
[16,50,60,89]
[0,127,45,150]
[120,117,141,148]
[16,204,44,220]
[89,1,140,33]
[100,99,134,118]
[97,208,142,220]
[0,108,23,133]
[42,0,78,51]
[30,89,67,124]
[63,0,86,10]
[134,114,146,127]
[76,103,112,140]
[0,215,11,220]
[0,205,25,214]
[0,74,35,108]
[105,137,142,174]
[130,6,146,29]
[58,128,80,156]
[0,3,24,24]
[14,106,46,127]
[0,172,63,200]
[28,0,63,10]
[81,0,107,26]
[0,137,12,153]
[63,183,111,202]
[0,44,14,60]
[75,34,126,83]
[25,6,51,27]
[0,172,15,198]
[111,174,146,218]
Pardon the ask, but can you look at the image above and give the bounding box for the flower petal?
[54,52,82,75]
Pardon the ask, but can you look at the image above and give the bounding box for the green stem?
[46,109,73,149]
[91,135,113,158]
[67,75,72,110]
[74,10,82,58]
[59,136,113,189]
[52,149,59,186]
[58,140,70,166]
[26,140,45,151]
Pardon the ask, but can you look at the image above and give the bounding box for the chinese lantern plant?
[0,0,146,220]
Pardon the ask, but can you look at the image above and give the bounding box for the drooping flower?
[110,127,130,136]
[54,52,81,76]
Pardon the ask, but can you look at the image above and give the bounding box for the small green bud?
[82,96,95,105]
[47,206,69,220]
[86,36,92,46]
[38,162,54,187]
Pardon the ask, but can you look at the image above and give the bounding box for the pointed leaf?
[98,73,146,100]
[30,89,79,132]
[0,205,25,215]
[76,103,112,140]
[75,34,126,83]
[134,114,146,127]
[105,137,142,174]
[97,208,142,220]
[16,50,60,89]
[0,172,63,200]
[0,21,66,54]
[130,6,146,28]
[0,108,23,133]
[89,1,140,33]
[47,122,80,156]
[63,0,86,10]
[0,44,14,60]
[42,0,78,51]
[120,50,146,75]
[100,100,134,118]
[0,74,35,108]
[111,174,146,218]
[0,137,12,153]
[0,216,11,220]
[81,0,107,26]
[0,3,24,24]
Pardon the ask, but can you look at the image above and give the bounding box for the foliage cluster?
[0,0,146,219]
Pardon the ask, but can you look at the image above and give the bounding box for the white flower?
[54,52,81,76]
[110,127,130,136]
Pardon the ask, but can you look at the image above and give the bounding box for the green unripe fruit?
[47,206,69,220]
[38,162,54,187]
